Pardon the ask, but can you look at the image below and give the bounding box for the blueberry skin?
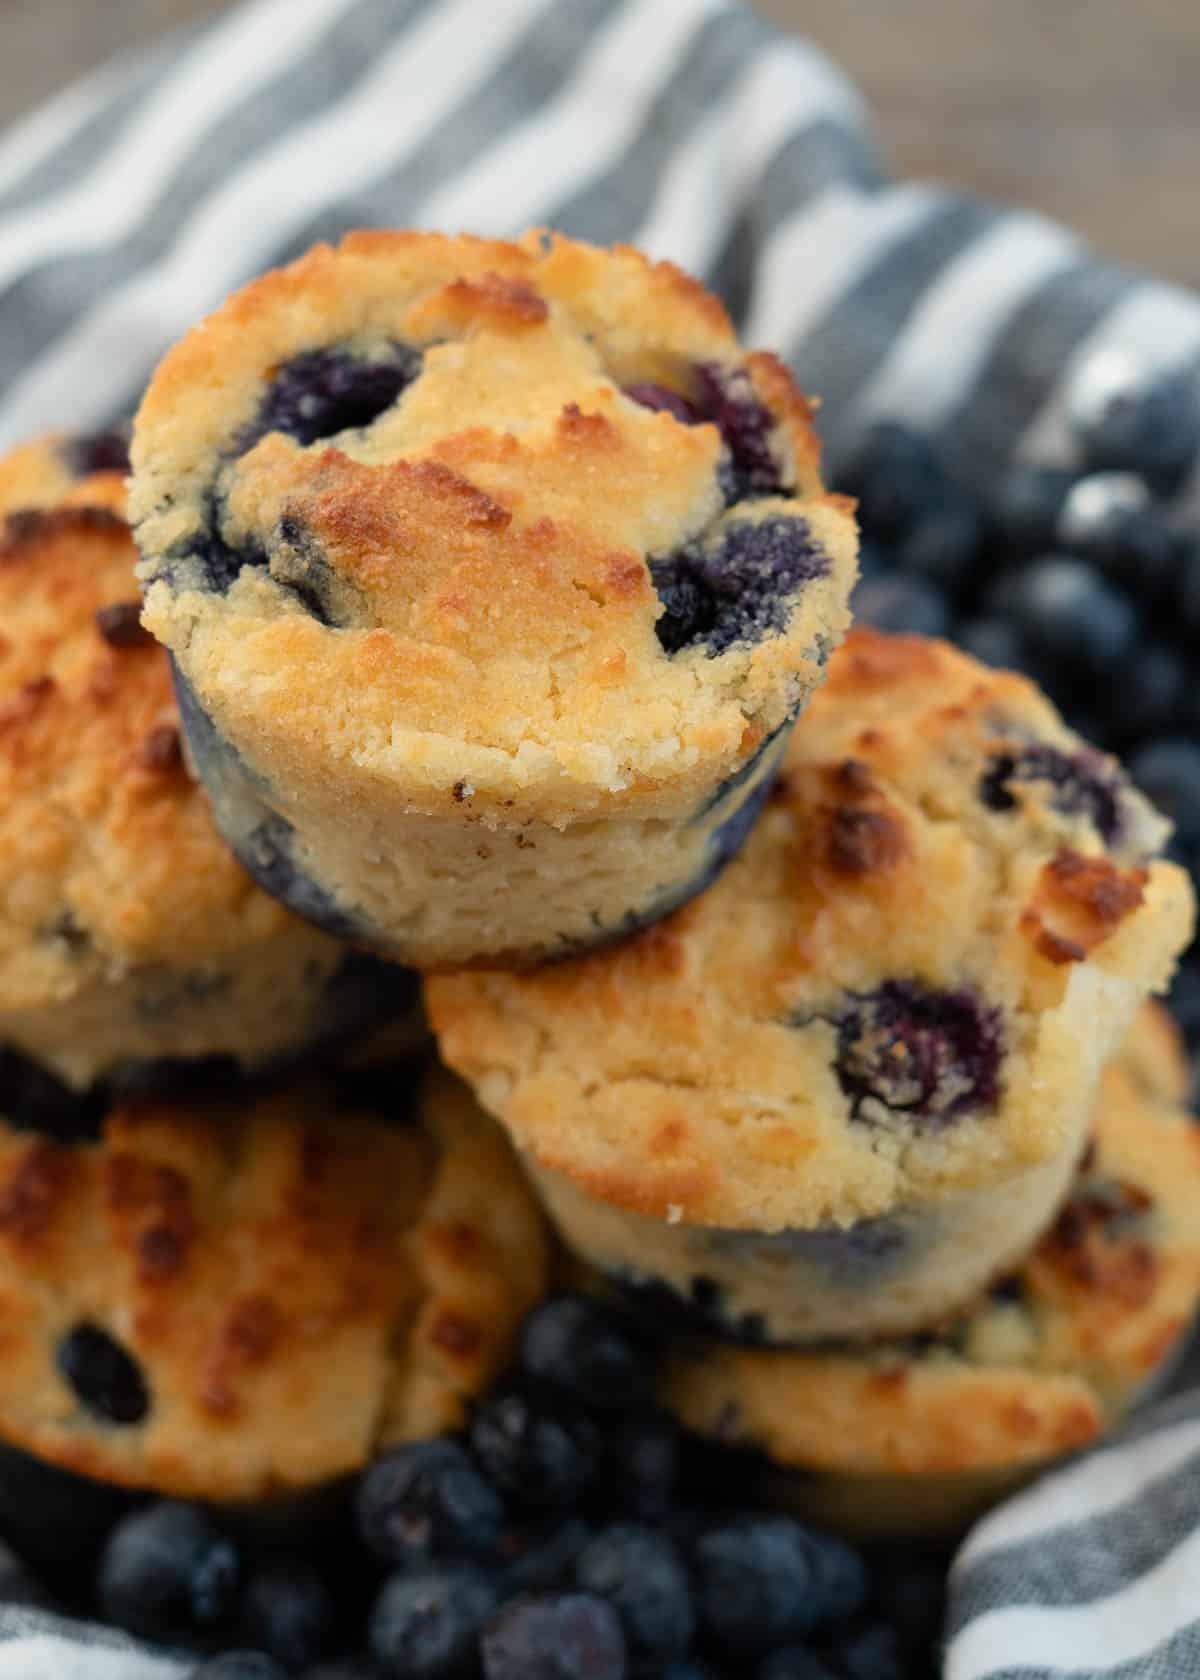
[831,980,1004,1130]
[57,1323,150,1426]
[758,1650,839,1680]
[574,1523,694,1673]
[826,1622,905,1680]
[97,1501,240,1642]
[692,1518,868,1656]
[501,1518,596,1597]
[989,463,1077,552]
[240,1557,336,1671]
[0,1538,54,1611]
[954,616,1028,673]
[649,516,830,657]
[1102,640,1185,743]
[239,343,422,454]
[369,1565,497,1680]
[355,1440,504,1568]
[481,1592,628,1680]
[602,1411,679,1523]
[842,423,944,541]
[1177,539,1200,639]
[1130,738,1200,846]
[850,574,950,638]
[997,556,1137,678]
[520,1296,649,1416]
[896,497,984,593]
[470,1387,599,1510]
[1055,473,1176,600]
[1067,356,1200,493]
[187,1656,288,1680]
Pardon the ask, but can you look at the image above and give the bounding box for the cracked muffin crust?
[428,630,1194,1343]
[0,437,416,1097]
[0,1066,549,1500]
[659,1013,1200,1537]
[131,229,858,967]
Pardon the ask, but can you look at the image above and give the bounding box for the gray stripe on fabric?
[709,117,883,327]
[978,1618,1200,1680]
[934,257,1134,487]
[547,3,763,245]
[786,194,999,437]
[260,0,622,270]
[0,0,433,391]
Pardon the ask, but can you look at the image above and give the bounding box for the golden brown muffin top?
[0,1069,549,1499]
[133,230,857,821]
[428,631,1194,1228]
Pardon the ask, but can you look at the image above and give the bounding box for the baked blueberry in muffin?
[0,438,418,1095]
[660,1011,1200,1538]
[0,1066,548,1499]
[428,630,1194,1345]
[130,230,858,967]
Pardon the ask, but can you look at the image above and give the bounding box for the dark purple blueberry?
[502,1519,596,1597]
[853,537,888,580]
[692,1517,868,1656]
[1131,738,1200,845]
[850,573,950,638]
[989,463,1077,552]
[1177,539,1200,639]
[521,1297,649,1415]
[1056,473,1177,599]
[241,342,421,452]
[62,426,130,478]
[612,1273,767,1347]
[575,1523,694,1673]
[0,1046,105,1142]
[896,496,984,592]
[1104,640,1185,743]
[649,516,830,657]
[830,980,1004,1129]
[979,742,1124,845]
[998,556,1137,678]
[826,1622,904,1680]
[694,362,783,498]
[240,1557,336,1671]
[481,1592,627,1680]
[98,1501,240,1641]
[0,1538,53,1612]
[1067,354,1200,494]
[955,616,1028,672]
[470,1387,599,1510]
[603,1411,679,1522]
[356,1440,504,1568]
[622,383,704,426]
[758,1651,839,1680]
[841,422,944,540]
[369,1565,497,1680]
[187,1657,287,1680]
[870,1551,948,1668]
[57,1324,149,1425]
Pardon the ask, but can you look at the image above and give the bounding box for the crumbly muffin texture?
[0,1068,549,1500]
[429,629,1194,1230]
[130,231,857,965]
[0,441,413,1090]
[660,1018,1200,1534]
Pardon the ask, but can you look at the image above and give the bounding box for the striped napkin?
[0,1,1197,1675]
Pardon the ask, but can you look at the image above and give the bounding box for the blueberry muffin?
[131,230,858,967]
[0,437,416,1098]
[0,1066,549,1499]
[0,426,131,518]
[660,1021,1200,1538]
[428,630,1195,1344]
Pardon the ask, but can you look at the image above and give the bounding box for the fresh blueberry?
[1177,539,1200,639]
[955,616,1028,672]
[896,497,984,592]
[57,1323,149,1426]
[356,1440,504,1568]
[470,1387,599,1510]
[758,1651,839,1680]
[1130,738,1200,845]
[978,743,1124,845]
[1067,351,1200,493]
[997,556,1137,677]
[1104,640,1185,742]
[241,343,421,452]
[502,1519,596,1596]
[830,980,1004,1129]
[575,1524,693,1672]
[842,423,944,540]
[850,574,949,638]
[663,1664,725,1680]
[368,1565,497,1680]
[62,426,131,478]
[649,516,830,656]
[853,537,889,581]
[1056,473,1177,598]
[241,1558,336,1671]
[187,1657,287,1680]
[603,1412,679,1522]
[98,1501,239,1641]
[871,1551,947,1667]
[827,1622,904,1680]
[481,1592,627,1680]
[692,1518,868,1656]
[989,463,1077,552]
[0,1538,53,1611]
[521,1297,649,1415]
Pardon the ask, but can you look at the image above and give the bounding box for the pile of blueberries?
[834,352,1200,1058]
[0,1296,945,1679]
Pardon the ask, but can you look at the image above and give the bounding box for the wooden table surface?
[2,0,1198,289]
